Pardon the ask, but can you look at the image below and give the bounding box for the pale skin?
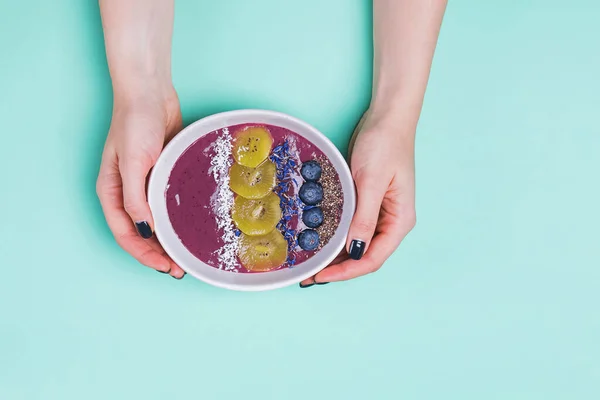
[97,0,447,284]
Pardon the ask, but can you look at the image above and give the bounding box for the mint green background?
[1,1,599,399]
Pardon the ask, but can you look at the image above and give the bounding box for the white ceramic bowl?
[148,110,356,291]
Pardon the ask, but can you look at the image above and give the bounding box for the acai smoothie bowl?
[148,110,356,291]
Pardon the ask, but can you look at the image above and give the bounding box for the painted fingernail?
[157,268,171,274]
[315,281,329,285]
[299,282,314,289]
[173,272,186,280]
[348,240,365,260]
[135,221,153,239]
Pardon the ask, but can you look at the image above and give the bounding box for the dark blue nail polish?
[135,221,153,239]
[299,282,314,289]
[173,273,186,280]
[348,240,365,260]
[315,281,329,285]
[157,269,171,274]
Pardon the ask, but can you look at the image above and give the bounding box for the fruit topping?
[299,181,324,205]
[238,230,288,271]
[232,126,273,168]
[229,160,276,199]
[231,193,281,236]
[298,229,320,251]
[300,160,322,181]
[302,207,324,228]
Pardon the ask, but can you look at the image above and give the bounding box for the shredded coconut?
[207,128,239,271]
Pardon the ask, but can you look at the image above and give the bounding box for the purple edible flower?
[270,138,303,267]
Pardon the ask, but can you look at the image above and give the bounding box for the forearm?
[371,0,447,128]
[99,0,175,102]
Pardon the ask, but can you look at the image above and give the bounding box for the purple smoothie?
[166,123,343,272]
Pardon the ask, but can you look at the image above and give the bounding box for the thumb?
[120,155,155,239]
[346,171,388,260]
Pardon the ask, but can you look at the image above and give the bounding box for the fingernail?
[173,272,186,280]
[135,221,153,239]
[157,268,171,274]
[299,283,314,289]
[315,281,329,285]
[348,239,365,260]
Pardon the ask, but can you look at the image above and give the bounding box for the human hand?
[96,86,186,279]
[301,110,417,286]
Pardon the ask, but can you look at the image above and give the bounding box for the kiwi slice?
[231,192,281,236]
[229,160,276,199]
[232,126,273,168]
[238,230,288,271]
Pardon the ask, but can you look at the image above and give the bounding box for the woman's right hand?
[96,85,186,279]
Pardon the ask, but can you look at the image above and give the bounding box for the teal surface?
[1,1,599,399]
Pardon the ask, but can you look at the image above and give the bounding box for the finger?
[346,171,389,260]
[115,151,185,278]
[146,237,186,279]
[316,225,408,283]
[168,261,186,279]
[299,251,348,287]
[97,158,172,273]
[113,229,172,272]
[299,276,316,288]
[329,250,350,266]
[119,155,155,237]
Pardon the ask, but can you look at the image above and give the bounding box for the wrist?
[369,73,426,134]
[111,76,181,133]
[112,73,176,110]
[367,94,420,139]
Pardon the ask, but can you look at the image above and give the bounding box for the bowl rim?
[148,109,356,291]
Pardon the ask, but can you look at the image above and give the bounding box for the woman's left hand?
[301,110,417,286]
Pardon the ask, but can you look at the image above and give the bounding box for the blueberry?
[302,207,324,228]
[298,229,320,251]
[301,160,322,181]
[299,182,323,205]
